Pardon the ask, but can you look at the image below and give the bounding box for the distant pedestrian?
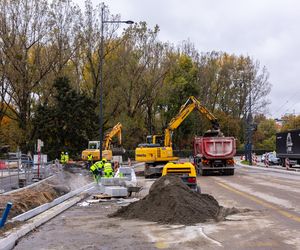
[64,152,69,163]
[87,153,93,169]
[60,151,66,164]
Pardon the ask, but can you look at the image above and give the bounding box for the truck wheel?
[228,169,234,175]
[223,169,234,175]
[200,169,207,176]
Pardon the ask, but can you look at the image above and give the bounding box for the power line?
[272,89,300,117]
[282,101,300,116]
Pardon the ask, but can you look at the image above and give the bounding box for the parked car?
[7,152,33,168]
[261,152,281,165]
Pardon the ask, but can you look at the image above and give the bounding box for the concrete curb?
[0,194,87,250]
[236,162,300,176]
[0,183,95,250]
[11,182,95,222]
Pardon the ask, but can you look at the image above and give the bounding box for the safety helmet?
[65,152,68,155]
[61,151,64,154]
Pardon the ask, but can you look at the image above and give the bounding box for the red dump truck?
[193,133,236,176]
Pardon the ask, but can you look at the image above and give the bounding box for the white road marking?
[144,224,223,247]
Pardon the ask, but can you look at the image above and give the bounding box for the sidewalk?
[236,159,300,175]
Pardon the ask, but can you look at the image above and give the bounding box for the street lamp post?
[245,82,257,165]
[99,7,134,160]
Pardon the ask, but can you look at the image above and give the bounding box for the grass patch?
[241,160,250,165]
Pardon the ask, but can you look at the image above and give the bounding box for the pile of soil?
[110,175,222,225]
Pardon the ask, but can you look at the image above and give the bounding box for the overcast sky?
[74,0,300,118]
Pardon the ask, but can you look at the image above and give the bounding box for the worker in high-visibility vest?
[64,152,69,163]
[87,154,93,169]
[103,160,113,178]
[90,160,104,183]
[60,151,66,164]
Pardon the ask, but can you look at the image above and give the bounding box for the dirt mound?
[110,175,221,225]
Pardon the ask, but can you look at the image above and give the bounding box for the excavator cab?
[146,135,164,146]
[146,135,154,144]
[88,141,100,149]
[138,135,164,148]
[82,122,123,161]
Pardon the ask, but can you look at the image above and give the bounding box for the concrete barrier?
[236,162,300,176]
[11,182,95,222]
[0,194,87,250]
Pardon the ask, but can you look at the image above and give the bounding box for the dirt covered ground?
[12,165,300,250]
[13,176,253,250]
[0,166,91,222]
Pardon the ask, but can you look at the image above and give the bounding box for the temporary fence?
[0,157,54,194]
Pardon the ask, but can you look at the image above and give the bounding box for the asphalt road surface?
[14,165,300,250]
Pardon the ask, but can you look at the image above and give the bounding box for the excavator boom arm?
[164,96,219,147]
[103,122,122,150]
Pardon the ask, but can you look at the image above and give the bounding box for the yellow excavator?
[135,96,219,177]
[82,122,123,161]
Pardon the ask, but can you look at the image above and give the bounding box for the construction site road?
[14,165,300,250]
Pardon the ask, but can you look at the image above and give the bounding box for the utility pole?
[245,83,256,165]
[247,102,253,165]
[99,6,104,161]
[98,6,134,160]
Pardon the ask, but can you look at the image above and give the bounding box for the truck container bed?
[194,137,236,159]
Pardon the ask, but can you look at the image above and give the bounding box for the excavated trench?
[0,166,91,233]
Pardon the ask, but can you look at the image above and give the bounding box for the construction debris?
[110,175,223,225]
[92,194,112,200]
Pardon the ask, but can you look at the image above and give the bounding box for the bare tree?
[0,0,81,150]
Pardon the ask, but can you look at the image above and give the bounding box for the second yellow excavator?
[135,96,219,177]
[82,122,123,161]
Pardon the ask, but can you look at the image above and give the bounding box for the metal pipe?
[0,202,13,228]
